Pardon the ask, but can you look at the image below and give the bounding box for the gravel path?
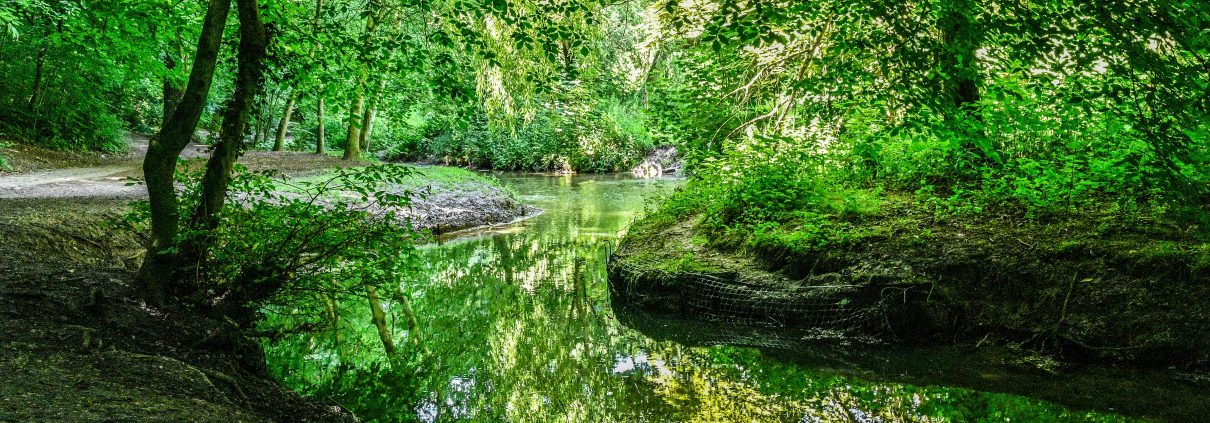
[0,165,143,199]
[0,135,212,199]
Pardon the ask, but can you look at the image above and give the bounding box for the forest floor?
[0,134,539,233]
[0,136,538,421]
[0,199,357,422]
[0,134,354,199]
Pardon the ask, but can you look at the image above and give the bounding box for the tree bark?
[316,96,326,154]
[177,0,271,324]
[137,0,232,306]
[358,77,386,151]
[312,0,326,155]
[273,89,298,151]
[185,0,269,266]
[941,7,980,110]
[367,287,397,356]
[342,3,379,161]
[28,46,46,113]
[343,87,364,160]
[162,53,185,127]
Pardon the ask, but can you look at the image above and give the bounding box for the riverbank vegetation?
[613,0,1210,369]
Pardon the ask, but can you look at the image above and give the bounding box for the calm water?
[266,174,1202,422]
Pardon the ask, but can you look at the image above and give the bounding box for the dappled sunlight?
[263,174,1138,422]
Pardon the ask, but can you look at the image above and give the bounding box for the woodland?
[0,0,1208,421]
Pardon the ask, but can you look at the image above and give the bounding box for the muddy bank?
[397,167,540,234]
[608,197,1210,369]
[0,169,536,421]
[0,199,355,422]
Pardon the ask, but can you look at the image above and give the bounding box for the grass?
[270,164,511,198]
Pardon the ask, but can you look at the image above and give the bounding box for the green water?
[265,174,1199,422]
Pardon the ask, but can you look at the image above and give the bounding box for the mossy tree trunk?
[28,46,46,113]
[342,1,380,161]
[312,0,326,155]
[181,0,269,274]
[138,0,269,309]
[138,0,232,306]
[343,86,363,160]
[367,287,397,357]
[358,77,386,151]
[941,7,981,110]
[273,89,297,151]
[316,96,326,154]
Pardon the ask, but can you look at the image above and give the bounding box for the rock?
[632,146,682,178]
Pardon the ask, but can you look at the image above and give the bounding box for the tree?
[138,0,269,307]
[138,0,233,305]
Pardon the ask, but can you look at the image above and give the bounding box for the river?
[264,173,1201,422]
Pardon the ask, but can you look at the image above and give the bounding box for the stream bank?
[0,166,536,421]
[608,194,1210,369]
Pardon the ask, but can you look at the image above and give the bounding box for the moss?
[611,191,1210,368]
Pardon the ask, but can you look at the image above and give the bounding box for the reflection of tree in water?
[263,175,1122,422]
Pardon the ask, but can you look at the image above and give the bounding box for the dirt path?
[0,135,348,199]
[0,165,144,199]
[0,135,213,199]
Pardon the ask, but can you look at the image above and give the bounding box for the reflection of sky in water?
[264,174,1144,423]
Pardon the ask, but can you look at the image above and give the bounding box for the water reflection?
[264,174,1159,422]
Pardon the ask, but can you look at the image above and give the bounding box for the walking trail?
[0,135,348,199]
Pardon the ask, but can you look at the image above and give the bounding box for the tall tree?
[138,0,232,305]
[272,89,297,151]
[313,0,327,155]
[342,0,383,161]
[138,0,270,307]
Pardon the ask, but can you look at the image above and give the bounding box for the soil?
[609,195,1210,368]
[0,138,540,421]
[0,135,359,199]
[0,199,356,422]
[0,135,536,233]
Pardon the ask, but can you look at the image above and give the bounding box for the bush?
[0,140,11,170]
[385,99,654,173]
[128,164,425,325]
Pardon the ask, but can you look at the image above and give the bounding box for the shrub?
[128,164,425,325]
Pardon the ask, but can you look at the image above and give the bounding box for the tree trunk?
[367,287,397,356]
[343,87,364,160]
[137,0,232,306]
[312,0,326,155]
[941,7,980,110]
[316,95,326,154]
[358,77,386,151]
[939,5,991,162]
[252,114,264,147]
[185,0,269,268]
[390,288,425,351]
[273,89,297,151]
[162,53,184,127]
[342,3,379,161]
[28,46,46,113]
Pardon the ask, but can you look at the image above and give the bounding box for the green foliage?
[388,97,655,172]
[0,140,11,170]
[0,0,192,152]
[639,0,1210,246]
[129,164,424,319]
